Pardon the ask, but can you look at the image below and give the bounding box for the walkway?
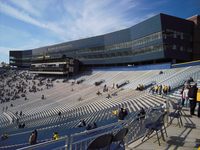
[127,107,200,150]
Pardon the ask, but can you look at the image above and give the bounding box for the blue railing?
[91,63,171,71]
[14,106,164,150]
[171,60,200,68]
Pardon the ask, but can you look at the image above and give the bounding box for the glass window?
[173,32,177,38]
[180,33,184,39]
[173,45,176,50]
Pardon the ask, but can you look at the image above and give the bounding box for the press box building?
[10,13,200,70]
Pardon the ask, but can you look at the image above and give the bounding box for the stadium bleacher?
[0,63,199,149]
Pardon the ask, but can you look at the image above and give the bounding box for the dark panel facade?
[187,15,200,60]
[10,51,23,67]
[161,14,194,63]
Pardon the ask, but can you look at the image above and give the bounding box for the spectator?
[96,90,102,96]
[112,83,115,89]
[20,111,23,116]
[78,97,82,101]
[86,124,92,130]
[16,118,19,125]
[58,111,61,118]
[168,85,171,93]
[106,94,111,99]
[112,109,118,116]
[103,84,107,92]
[137,107,146,120]
[29,132,36,145]
[86,122,97,130]
[188,83,198,115]
[78,120,86,127]
[196,88,200,118]
[18,123,25,128]
[181,85,190,107]
[53,132,59,140]
[116,84,119,89]
[91,122,97,129]
[1,133,8,141]
[187,77,194,84]
[158,85,162,95]
[149,86,155,94]
[162,85,168,96]
[118,108,128,121]
[22,123,25,128]
[137,84,144,91]
[154,85,158,94]
[41,95,45,100]
[34,129,38,143]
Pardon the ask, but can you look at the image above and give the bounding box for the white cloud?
[0,1,66,38]
[0,0,142,41]
[0,0,160,62]
[9,0,41,17]
[0,0,156,48]
[0,2,46,28]
[61,0,140,40]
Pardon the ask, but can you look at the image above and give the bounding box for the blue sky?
[0,0,200,63]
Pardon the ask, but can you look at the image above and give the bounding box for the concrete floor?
[127,107,200,150]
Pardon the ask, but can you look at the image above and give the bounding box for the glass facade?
[76,32,163,60]
[9,13,195,68]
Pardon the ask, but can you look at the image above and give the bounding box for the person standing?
[118,108,128,121]
[181,85,190,107]
[196,88,200,118]
[34,129,38,144]
[188,83,198,115]
[52,132,59,140]
[29,132,36,145]
[58,111,61,118]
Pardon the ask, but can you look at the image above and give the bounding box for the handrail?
[17,136,68,150]
[71,120,126,137]
[10,106,164,150]
[15,120,126,150]
[171,60,200,67]
[70,106,163,149]
[157,66,191,85]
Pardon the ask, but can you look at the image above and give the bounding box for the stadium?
[0,13,200,149]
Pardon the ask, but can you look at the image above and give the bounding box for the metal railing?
[69,120,126,150]
[17,136,68,150]
[15,106,164,150]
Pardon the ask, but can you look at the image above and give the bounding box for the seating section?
[0,65,199,149]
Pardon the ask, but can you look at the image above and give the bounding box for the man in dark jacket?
[34,129,37,143]
[188,83,198,115]
[118,108,128,120]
